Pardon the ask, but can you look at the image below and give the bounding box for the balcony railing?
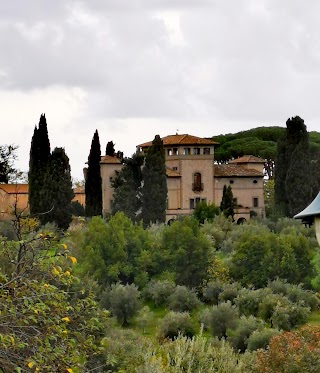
[192,183,204,192]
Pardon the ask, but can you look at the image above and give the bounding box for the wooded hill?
[212,126,320,161]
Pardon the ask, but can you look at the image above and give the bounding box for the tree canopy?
[0,144,19,183]
[212,126,320,179]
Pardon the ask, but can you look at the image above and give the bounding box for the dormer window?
[192,172,203,192]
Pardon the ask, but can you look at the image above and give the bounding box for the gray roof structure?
[294,192,320,220]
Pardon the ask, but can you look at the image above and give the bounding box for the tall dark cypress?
[275,116,312,217]
[111,152,144,221]
[85,130,102,217]
[141,135,167,226]
[28,114,51,216]
[40,148,74,229]
[274,136,289,215]
[105,141,115,156]
[220,185,235,219]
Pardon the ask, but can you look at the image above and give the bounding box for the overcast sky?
[1,0,320,180]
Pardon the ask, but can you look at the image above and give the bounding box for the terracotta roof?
[73,186,85,194]
[214,164,263,177]
[0,184,28,194]
[166,168,181,177]
[139,134,218,148]
[229,155,265,164]
[100,155,122,164]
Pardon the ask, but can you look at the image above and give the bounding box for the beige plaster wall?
[215,176,265,219]
[101,163,123,215]
[167,177,181,210]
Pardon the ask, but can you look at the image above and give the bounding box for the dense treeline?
[0,212,320,371]
[212,125,320,180]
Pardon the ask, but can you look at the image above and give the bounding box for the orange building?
[0,184,85,221]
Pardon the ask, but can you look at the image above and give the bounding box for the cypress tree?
[105,141,115,156]
[111,152,144,221]
[85,130,102,217]
[40,148,74,229]
[274,136,288,215]
[275,116,312,217]
[28,114,51,216]
[141,135,167,226]
[220,185,235,219]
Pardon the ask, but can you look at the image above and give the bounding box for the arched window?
[192,172,203,192]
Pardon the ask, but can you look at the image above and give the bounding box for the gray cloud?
[1,0,320,178]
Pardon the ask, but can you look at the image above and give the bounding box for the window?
[203,148,210,155]
[173,166,178,171]
[253,198,259,207]
[190,197,203,209]
[233,197,238,207]
[192,172,203,192]
[193,147,201,155]
[173,148,178,155]
[167,149,172,156]
[230,180,234,184]
[184,147,191,155]
[253,179,258,184]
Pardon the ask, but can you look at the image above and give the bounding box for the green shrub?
[268,279,319,310]
[247,328,280,351]
[203,280,225,305]
[267,278,289,295]
[70,200,85,216]
[108,283,141,326]
[137,334,251,373]
[227,315,262,352]
[143,280,176,307]
[257,293,287,324]
[271,301,310,331]
[168,285,201,312]
[0,221,17,240]
[136,306,154,334]
[201,301,239,339]
[157,311,196,340]
[235,288,272,317]
[219,282,241,304]
[193,201,220,224]
[286,285,319,311]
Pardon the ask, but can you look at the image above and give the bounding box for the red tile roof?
[139,134,218,148]
[166,168,181,177]
[100,155,122,164]
[229,155,265,164]
[0,184,28,194]
[214,164,263,177]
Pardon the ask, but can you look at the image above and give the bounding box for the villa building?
[101,134,265,223]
